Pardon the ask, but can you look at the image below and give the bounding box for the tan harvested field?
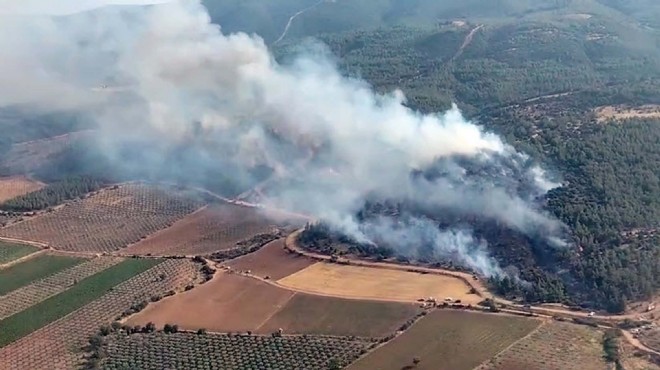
[0,130,93,175]
[595,105,660,123]
[258,293,421,337]
[277,262,481,304]
[122,203,282,256]
[0,258,202,370]
[0,184,204,253]
[0,177,44,202]
[126,271,296,333]
[478,321,606,370]
[224,239,315,280]
[350,310,540,370]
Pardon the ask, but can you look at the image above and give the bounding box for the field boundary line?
[284,229,486,298]
[253,292,298,332]
[0,249,47,270]
[0,236,48,248]
[472,320,547,370]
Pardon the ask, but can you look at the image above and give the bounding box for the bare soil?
[595,105,660,123]
[122,203,282,256]
[125,272,296,333]
[223,239,315,280]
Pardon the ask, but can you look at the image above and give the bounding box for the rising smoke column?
[0,0,568,276]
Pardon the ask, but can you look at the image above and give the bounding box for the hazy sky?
[0,0,173,15]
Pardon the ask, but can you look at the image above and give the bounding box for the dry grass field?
[639,327,660,353]
[122,203,280,256]
[277,262,481,304]
[0,177,44,202]
[477,321,607,370]
[350,310,541,370]
[257,293,421,337]
[0,258,202,370]
[224,239,315,280]
[594,105,660,123]
[0,184,204,253]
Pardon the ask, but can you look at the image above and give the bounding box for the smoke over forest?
[0,0,570,276]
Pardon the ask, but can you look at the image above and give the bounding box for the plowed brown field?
[223,239,314,280]
[122,203,281,256]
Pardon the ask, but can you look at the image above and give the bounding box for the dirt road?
[452,24,483,60]
[273,0,326,45]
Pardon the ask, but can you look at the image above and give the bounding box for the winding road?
[273,0,326,45]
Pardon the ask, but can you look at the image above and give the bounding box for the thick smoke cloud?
[0,0,568,276]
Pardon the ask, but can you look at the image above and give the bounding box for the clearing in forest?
[0,241,40,265]
[477,320,606,370]
[594,105,660,123]
[0,184,204,253]
[349,310,540,370]
[0,177,44,202]
[0,254,85,295]
[277,262,481,304]
[122,203,281,256]
[223,239,315,280]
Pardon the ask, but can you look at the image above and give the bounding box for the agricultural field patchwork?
[0,258,202,369]
[0,183,205,253]
[0,241,40,264]
[126,271,296,334]
[223,238,315,280]
[0,258,160,348]
[349,310,541,370]
[95,332,374,370]
[477,321,607,370]
[122,203,282,256]
[0,176,44,202]
[0,256,124,319]
[278,262,481,304]
[0,254,85,295]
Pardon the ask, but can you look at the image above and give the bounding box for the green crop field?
[0,258,161,347]
[0,241,40,264]
[0,254,84,295]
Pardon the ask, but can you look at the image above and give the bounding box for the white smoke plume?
[0,0,568,276]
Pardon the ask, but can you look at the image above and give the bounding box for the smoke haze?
[0,0,568,276]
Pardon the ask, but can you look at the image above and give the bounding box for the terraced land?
[477,321,607,370]
[97,332,374,370]
[349,310,541,370]
[0,176,44,202]
[0,241,40,264]
[0,184,205,253]
[0,254,85,295]
[0,258,202,369]
[0,256,124,319]
[0,258,160,347]
[122,203,280,256]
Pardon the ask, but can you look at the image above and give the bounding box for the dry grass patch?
[350,310,540,370]
[224,239,314,280]
[277,262,481,304]
[122,203,282,256]
[478,321,607,370]
[595,105,660,123]
[0,177,44,203]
